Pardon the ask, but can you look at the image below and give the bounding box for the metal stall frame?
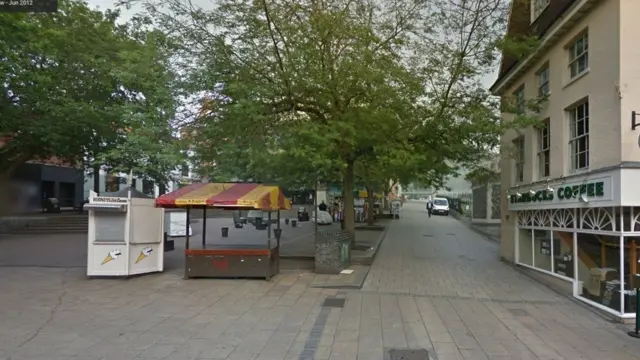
[183,205,282,280]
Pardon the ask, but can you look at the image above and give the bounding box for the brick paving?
[2,202,640,359]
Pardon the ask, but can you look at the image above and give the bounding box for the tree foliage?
[0,0,182,186]
[129,0,540,235]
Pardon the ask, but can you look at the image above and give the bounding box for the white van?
[431,197,450,216]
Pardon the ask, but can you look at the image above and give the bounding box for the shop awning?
[155,183,292,210]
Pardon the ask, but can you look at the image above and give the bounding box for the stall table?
[155,182,291,280]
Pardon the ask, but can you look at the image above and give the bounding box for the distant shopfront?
[509,168,640,319]
[11,163,84,211]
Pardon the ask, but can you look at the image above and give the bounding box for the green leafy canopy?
[124,0,540,233]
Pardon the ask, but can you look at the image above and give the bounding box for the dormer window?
[532,0,550,22]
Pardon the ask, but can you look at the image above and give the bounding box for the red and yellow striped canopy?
[155,183,292,210]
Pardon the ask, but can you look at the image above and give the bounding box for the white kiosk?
[86,187,164,277]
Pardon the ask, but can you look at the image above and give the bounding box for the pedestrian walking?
[426,200,433,218]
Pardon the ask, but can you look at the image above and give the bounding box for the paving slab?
[310,265,370,289]
[1,202,640,360]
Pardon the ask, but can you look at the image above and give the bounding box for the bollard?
[629,287,640,338]
[285,218,290,225]
[221,227,229,238]
[291,219,297,228]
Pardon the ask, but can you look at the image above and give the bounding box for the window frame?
[514,85,525,114]
[537,119,550,179]
[537,65,550,97]
[532,0,550,21]
[513,136,525,183]
[568,101,589,171]
[568,33,589,79]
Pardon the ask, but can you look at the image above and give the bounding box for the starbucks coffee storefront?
[508,168,640,319]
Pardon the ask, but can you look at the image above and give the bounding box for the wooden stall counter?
[184,245,280,280]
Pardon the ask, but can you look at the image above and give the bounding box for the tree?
[97,18,184,186]
[130,0,542,238]
[0,1,181,212]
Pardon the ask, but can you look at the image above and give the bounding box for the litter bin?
[44,198,60,213]
[221,227,229,238]
[291,219,297,228]
[255,218,267,230]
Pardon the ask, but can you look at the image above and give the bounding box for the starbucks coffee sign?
[508,176,613,210]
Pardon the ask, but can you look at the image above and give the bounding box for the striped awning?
[155,183,292,210]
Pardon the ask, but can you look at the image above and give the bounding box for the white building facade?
[494,0,640,319]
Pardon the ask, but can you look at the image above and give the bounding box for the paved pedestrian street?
[2,202,640,360]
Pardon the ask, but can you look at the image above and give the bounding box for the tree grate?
[322,298,346,308]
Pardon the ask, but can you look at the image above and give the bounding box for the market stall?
[86,187,164,277]
[155,182,291,280]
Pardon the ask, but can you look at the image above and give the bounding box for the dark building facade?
[11,163,84,211]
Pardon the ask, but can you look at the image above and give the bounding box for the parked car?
[431,197,450,216]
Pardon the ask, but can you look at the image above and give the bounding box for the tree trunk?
[366,186,375,226]
[342,160,356,245]
[92,164,100,194]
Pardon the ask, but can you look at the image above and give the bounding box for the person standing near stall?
[426,199,433,218]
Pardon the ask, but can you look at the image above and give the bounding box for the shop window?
[518,229,533,266]
[533,230,552,272]
[576,233,621,312]
[623,237,640,314]
[552,231,573,278]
